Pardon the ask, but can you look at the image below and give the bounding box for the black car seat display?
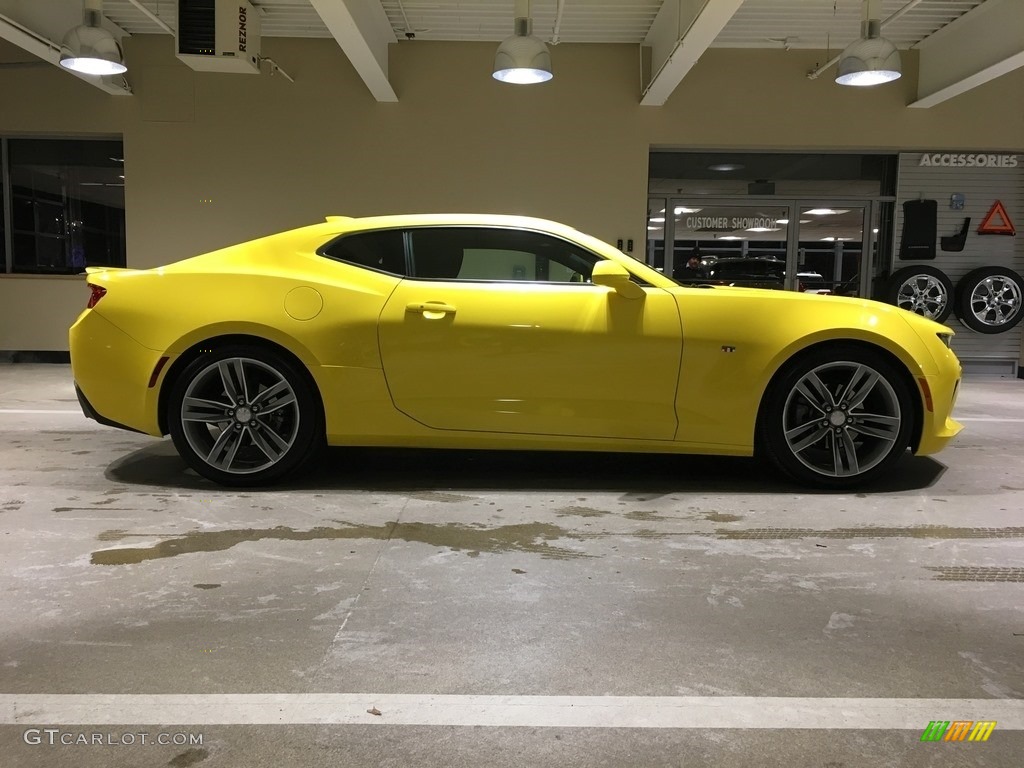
[899,199,937,260]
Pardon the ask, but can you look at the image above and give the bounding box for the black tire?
[167,344,324,486]
[954,266,1024,334]
[758,344,915,489]
[881,266,954,323]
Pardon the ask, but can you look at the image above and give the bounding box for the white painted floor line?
[2,695,1023,729]
[0,409,82,415]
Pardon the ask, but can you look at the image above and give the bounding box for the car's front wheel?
[168,345,324,486]
[759,346,915,488]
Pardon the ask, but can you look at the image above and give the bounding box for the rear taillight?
[86,284,107,309]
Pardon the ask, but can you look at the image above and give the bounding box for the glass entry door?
[659,201,792,288]
[648,198,876,297]
[793,205,869,296]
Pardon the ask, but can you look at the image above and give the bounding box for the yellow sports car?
[69,214,962,488]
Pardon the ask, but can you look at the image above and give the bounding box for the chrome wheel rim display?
[897,274,948,320]
[782,361,901,478]
[969,276,1022,328]
[180,357,300,474]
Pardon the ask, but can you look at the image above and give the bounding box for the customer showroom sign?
[684,216,778,231]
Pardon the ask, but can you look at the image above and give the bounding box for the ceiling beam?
[0,0,130,95]
[909,0,1024,109]
[308,0,398,103]
[641,0,744,107]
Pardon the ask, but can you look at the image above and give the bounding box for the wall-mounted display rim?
[882,265,954,323]
[954,266,1024,334]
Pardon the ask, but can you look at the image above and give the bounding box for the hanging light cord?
[551,0,565,45]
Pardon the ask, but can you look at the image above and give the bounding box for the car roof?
[328,213,586,241]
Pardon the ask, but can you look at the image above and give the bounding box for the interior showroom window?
[2,138,125,274]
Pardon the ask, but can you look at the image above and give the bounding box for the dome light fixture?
[59,0,126,76]
[492,0,552,84]
[835,0,900,86]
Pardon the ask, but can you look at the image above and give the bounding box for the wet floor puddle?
[92,522,1024,565]
[92,521,590,565]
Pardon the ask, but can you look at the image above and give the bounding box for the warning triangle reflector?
[978,201,1016,235]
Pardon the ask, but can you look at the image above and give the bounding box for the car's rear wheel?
[759,346,915,488]
[168,345,323,486]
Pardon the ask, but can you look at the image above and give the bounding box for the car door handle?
[406,301,457,317]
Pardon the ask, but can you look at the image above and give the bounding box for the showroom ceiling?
[0,0,1018,105]
[97,0,985,46]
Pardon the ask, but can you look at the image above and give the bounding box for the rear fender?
[161,323,321,369]
[154,325,324,435]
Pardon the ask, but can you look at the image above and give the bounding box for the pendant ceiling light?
[835,0,900,86]
[59,0,127,76]
[492,0,552,84]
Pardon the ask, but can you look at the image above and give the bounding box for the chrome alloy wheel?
[180,357,300,475]
[782,361,902,478]
[896,274,948,320]
[969,276,1022,328]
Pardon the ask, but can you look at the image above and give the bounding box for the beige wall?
[1,36,1023,350]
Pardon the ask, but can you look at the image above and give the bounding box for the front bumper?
[915,370,963,456]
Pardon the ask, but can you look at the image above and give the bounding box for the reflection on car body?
[675,256,827,292]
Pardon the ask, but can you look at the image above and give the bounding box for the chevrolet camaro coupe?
[69,214,963,488]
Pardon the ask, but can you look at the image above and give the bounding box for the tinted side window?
[320,230,406,275]
[409,228,599,282]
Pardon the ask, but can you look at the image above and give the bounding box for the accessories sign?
[919,153,1018,168]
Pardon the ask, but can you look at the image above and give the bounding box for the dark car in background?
[675,256,829,291]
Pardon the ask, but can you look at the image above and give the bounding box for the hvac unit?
[176,0,260,74]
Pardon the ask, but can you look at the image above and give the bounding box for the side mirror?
[591,260,644,299]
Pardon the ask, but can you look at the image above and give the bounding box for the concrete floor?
[1,363,1022,767]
